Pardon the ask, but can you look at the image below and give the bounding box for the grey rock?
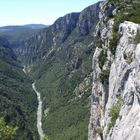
[88,1,140,139]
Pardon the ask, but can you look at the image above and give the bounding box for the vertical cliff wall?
[89,0,140,140]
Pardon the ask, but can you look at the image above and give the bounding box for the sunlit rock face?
[106,21,140,140]
[88,3,140,139]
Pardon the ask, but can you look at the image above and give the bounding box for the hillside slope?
[0,37,38,140]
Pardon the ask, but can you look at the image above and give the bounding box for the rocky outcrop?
[52,13,80,43]
[74,73,92,98]
[88,1,114,139]
[88,1,140,139]
[106,21,140,140]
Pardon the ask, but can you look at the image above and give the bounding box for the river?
[32,82,45,140]
[23,66,45,140]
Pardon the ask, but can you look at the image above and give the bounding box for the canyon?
[0,0,140,140]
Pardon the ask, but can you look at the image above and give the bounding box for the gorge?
[0,0,140,140]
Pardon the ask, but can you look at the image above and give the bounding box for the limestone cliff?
[88,0,140,140]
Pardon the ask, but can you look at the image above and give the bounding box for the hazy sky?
[0,0,100,26]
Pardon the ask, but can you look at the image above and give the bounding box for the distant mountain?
[0,24,47,31]
[24,24,48,29]
[0,24,48,48]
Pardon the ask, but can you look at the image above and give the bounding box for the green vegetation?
[0,43,38,140]
[98,69,110,83]
[135,31,140,44]
[109,32,118,55]
[29,31,94,140]
[0,27,41,48]
[109,0,140,55]
[3,0,140,139]
[95,38,102,48]
[108,97,122,132]
[43,136,49,140]
[109,12,127,55]
[0,117,17,140]
[98,50,107,68]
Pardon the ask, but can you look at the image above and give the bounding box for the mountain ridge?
[0,24,47,30]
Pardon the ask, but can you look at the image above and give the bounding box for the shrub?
[109,10,128,55]
[128,3,140,24]
[108,97,121,132]
[98,50,107,69]
[109,31,119,55]
[96,39,102,48]
[43,136,49,140]
[135,31,140,44]
[98,69,110,83]
[108,1,140,55]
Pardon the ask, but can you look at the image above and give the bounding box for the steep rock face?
[88,1,114,139]
[15,13,80,64]
[52,13,80,43]
[76,3,100,35]
[106,21,140,140]
[89,1,140,140]
[15,2,101,66]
